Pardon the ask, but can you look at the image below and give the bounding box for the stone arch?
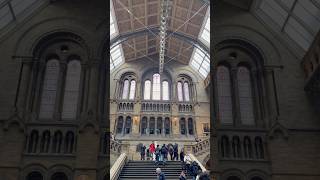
[221,169,245,180]
[214,24,282,67]
[48,164,73,180]
[246,169,268,180]
[21,164,48,180]
[13,17,97,59]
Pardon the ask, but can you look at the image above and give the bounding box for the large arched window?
[183,82,190,101]
[162,81,169,100]
[152,73,161,100]
[141,117,147,135]
[116,116,124,134]
[149,117,155,134]
[144,80,151,100]
[157,117,163,134]
[129,80,136,100]
[26,171,43,180]
[62,60,81,119]
[238,66,254,125]
[180,118,186,135]
[124,116,132,134]
[39,59,60,119]
[188,118,194,135]
[217,65,233,124]
[177,82,183,101]
[122,80,129,99]
[165,117,170,135]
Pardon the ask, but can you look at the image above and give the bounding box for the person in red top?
[149,142,155,160]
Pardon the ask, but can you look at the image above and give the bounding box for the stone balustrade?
[117,100,134,112]
[178,103,193,113]
[141,101,171,112]
[110,153,128,180]
[110,139,122,154]
[184,138,210,156]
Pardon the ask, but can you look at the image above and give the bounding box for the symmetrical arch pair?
[25,171,69,180]
[215,40,264,127]
[28,33,88,121]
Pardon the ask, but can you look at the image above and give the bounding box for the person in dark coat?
[190,161,199,180]
[168,145,174,160]
[173,144,179,160]
[180,148,185,162]
[156,168,166,180]
[161,144,167,162]
[179,170,187,180]
[155,144,161,165]
[140,145,146,160]
[198,172,210,180]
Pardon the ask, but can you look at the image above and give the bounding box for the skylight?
[110,0,124,71]
[110,44,124,71]
[199,8,210,46]
[190,48,210,78]
[0,0,47,31]
[253,0,320,54]
[110,0,118,39]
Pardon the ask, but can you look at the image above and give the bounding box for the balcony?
[178,103,193,113]
[141,101,171,113]
[117,100,134,112]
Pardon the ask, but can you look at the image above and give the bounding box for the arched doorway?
[26,171,43,180]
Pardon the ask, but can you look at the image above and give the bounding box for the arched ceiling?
[110,0,210,77]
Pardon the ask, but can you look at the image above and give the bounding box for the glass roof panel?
[254,0,320,55]
[190,48,210,78]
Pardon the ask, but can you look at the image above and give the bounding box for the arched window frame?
[214,44,263,128]
[142,71,172,101]
[118,73,137,100]
[61,59,82,120]
[176,75,193,102]
[216,65,233,125]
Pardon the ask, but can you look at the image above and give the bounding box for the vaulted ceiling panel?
[112,0,209,65]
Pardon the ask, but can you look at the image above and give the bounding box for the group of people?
[140,142,183,164]
[156,167,210,180]
[140,142,210,180]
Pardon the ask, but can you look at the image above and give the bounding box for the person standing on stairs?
[173,144,179,161]
[169,145,174,160]
[179,170,187,180]
[156,168,166,180]
[140,145,146,160]
[155,144,161,165]
[150,142,155,160]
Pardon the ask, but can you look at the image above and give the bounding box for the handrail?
[110,153,127,180]
[188,153,207,172]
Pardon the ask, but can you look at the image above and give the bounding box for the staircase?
[118,160,192,180]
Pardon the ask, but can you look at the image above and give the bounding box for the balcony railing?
[117,100,134,112]
[141,101,171,112]
[178,103,193,113]
[184,137,210,156]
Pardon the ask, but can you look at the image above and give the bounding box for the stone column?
[87,60,99,119]
[231,67,241,125]
[172,117,180,138]
[17,61,32,116]
[147,118,150,136]
[131,116,140,136]
[162,119,165,137]
[55,61,67,121]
